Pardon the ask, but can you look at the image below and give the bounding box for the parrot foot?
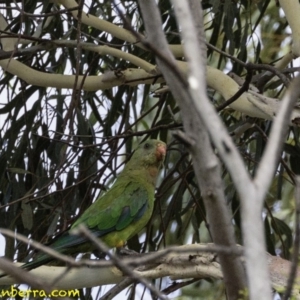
[117,248,140,256]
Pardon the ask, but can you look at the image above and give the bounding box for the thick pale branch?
[0,8,299,124]
[57,0,140,46]
[279,0,300,57]
[0,262,123,290]
[0,245,298,298]
[0,39,156,71]
[0,58,161,90]
[206,66,270,119]
[74,42,156,72]
[56,0,184,57]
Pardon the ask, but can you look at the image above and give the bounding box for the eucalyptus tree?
[0,1,300,299]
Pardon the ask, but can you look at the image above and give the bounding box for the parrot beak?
[156,143,167,161]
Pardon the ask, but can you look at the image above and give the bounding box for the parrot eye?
[144,142,150,149]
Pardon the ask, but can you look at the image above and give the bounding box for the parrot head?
[135,139,166,166]
[122,139,166,182]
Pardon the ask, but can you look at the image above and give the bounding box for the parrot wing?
[66,180,150,248]
[83,181,148,230]
[19,138,166,271]
[21,180,150,270]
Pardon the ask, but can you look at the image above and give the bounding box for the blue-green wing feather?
[51,181,149,249]
[74,181,148,228]
[22,181,150,270]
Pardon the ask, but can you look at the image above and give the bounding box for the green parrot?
[22,139,166,270]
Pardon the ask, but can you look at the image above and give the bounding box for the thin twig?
[206,42,290,87]
[0,227,243,271]
[161,278,200,295]
[63,0,84,132]
[216,69,253,112]
[100,278,134,300]
[11,6,79,18]
[0,229,79,270]
[72,225,170,300]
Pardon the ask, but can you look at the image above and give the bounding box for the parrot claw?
[117,248,140,257]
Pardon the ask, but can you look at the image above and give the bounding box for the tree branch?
[137,0,247,299]
[279,0,300,57]
[254,75,300,200]
[0,242,298,297]
[73,225,169,300]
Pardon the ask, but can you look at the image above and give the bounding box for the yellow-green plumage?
[22,139,166,269]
